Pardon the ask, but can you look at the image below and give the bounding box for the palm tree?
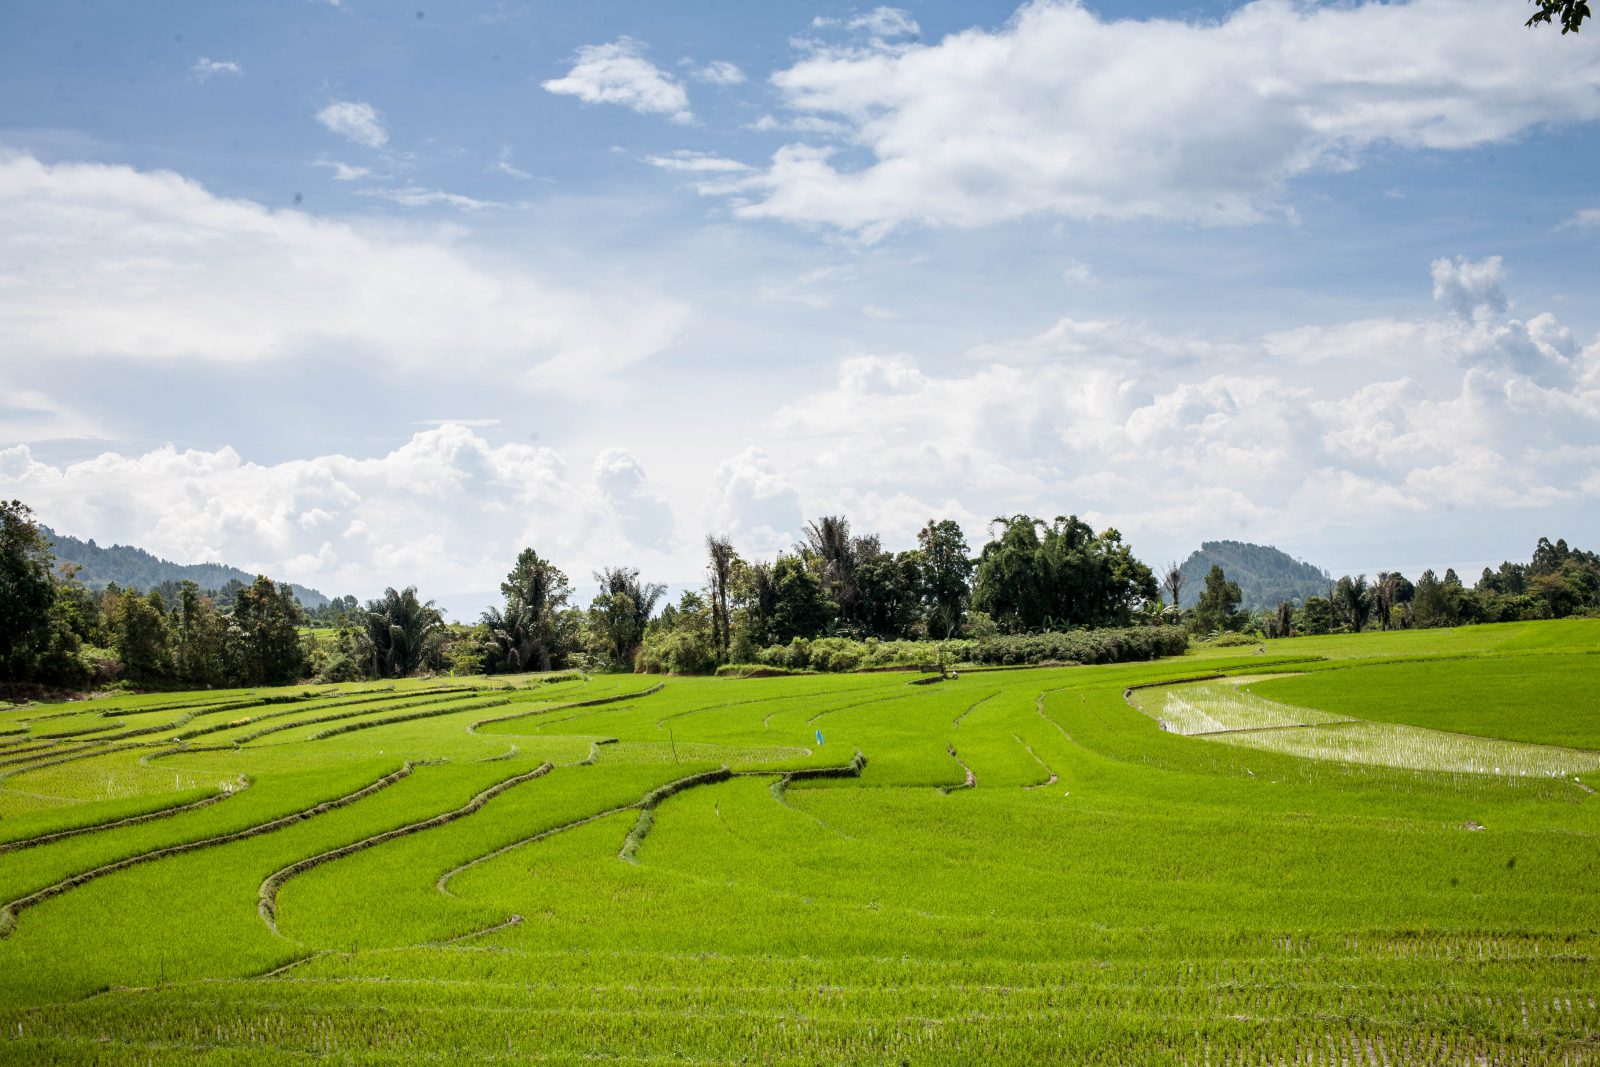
[481,548,573,673]
[362,586,445,677]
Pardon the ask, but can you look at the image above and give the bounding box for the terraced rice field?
[1,619,1598,1063]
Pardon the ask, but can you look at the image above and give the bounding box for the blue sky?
[2,0,1598,618]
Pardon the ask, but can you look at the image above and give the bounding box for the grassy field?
[0,620,1597,1063]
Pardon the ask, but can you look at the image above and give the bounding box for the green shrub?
[739,625,1188,675]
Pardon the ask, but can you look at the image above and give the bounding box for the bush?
[638,628,719,675]
[1203,632,1261,648]
[739,625,1189,675]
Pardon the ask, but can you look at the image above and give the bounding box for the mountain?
[1175,541,1330,610]
[40,526,330,610]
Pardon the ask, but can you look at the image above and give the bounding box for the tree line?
[4,495,1596,691]
[1171,537,1600,639]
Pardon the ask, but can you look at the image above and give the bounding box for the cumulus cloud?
[542,38,692,123]
[0,426,684,607]
[315,100,388,149]
[1432,255,1509,319]
[594,448,675,551]
[192,58,242,81]
[759,257,1600,554]
[0,153,686,381]
[714,0,1600,235]
[706,448,805,556]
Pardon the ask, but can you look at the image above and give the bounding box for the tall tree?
[1335,574,1372,632]
[590,566,665,670]
[362,586,445,678]
[705,535,737,664]
[768,554,831,644]
[917,519,974,639]
[1374,572,1398,631]
[1192,565,1245,634]
[973,515,1156,633]
[174,580,228,686]
[1162,561,1186,611]
[800,515,855,625]
[0,500,56,681]
[113,589,174,686]
[482,548,573,673]
[230,576,307,685]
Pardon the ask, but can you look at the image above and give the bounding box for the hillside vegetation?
[0,618,1596,1063]
[1177,540,1329,608]
[41,525,329,609]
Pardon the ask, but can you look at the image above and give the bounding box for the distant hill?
[40,526,330,610]
[1175,541,1329,610]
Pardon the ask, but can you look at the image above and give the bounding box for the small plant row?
[470,681,666,731]
[256,762,554,934]
[619,768,734,863]
[0,776,248,855]
[0,761,416,938]
[306,697,515,741]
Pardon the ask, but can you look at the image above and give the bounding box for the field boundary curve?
[469,682,665,733]
[1015,735,1058,789]
[618,768,734,864]
[953,690,1000,728]
[0,775,250,855]
[257,762,554,936]
[940,744,977,793]
[307,697,512,741]
[0,762,416,939]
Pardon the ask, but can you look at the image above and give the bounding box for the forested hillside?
[41,526,329,609]
[1177,541,1328,609]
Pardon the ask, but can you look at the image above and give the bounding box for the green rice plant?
[0,619,1597,1062]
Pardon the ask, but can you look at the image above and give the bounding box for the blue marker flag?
[815,729,825,746]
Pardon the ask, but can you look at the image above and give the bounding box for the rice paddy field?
[1,619,1598,1064]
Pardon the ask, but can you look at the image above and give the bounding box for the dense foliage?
[8,493,1597,686]
[730,625,1189,673]
[972,515,1157,632]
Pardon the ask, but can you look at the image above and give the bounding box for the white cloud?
[0,153,686,381]
[0,426,685,607]
[1559,207,1600,230]
[594,448,675,551]
[0,383,104,444]
[542,38,692,124]
[745,113,851,137]
[691,60,746,85]
[314,160,371,181]
[486,144,533,179]
[315,100,388,149]
[643,150,751,173]
[706,448,805,556]
[811,7,921,39]
[719,0,1600,235]
[1062,259,1095,285]
[357,185,498,210]
[1432,254,1508,318]
[755,257,1600,557]
[192,58,242,81]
